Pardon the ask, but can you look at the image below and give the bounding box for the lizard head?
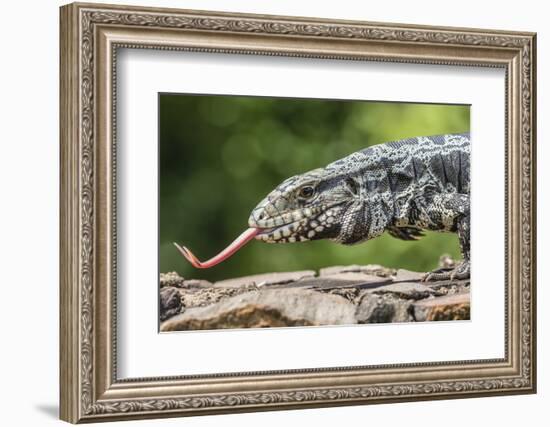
[175,163,382,269]
[248,167,357,243]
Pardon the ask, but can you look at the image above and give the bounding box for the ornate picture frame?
[60,2,536,423]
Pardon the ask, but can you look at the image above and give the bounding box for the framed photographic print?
[60,2,537,423]
[160,95,472,332]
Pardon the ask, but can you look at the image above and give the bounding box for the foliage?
[160,94,469,281]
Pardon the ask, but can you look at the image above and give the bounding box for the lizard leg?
[423,194,470,282]
[387,225,425,241]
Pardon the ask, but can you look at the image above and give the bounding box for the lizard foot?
[422,260,470,282]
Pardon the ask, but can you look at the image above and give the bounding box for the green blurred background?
[159,94,469,282]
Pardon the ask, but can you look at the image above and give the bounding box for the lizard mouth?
[253,219,308,242]
[174,203,345,269]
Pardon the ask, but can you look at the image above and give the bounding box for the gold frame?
[60,2,537,423]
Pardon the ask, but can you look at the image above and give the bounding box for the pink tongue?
[174,227,260,269]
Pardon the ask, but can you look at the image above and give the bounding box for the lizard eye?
[298,185,315,199]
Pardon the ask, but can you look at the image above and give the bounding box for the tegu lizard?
[175,132,470,281]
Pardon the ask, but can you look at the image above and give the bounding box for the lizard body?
[248,133,471,281]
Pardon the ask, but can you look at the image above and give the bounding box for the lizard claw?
[422,260,470,282]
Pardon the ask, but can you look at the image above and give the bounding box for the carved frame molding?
[60,2,536,423]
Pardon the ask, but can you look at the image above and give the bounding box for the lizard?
[175,132,470,281]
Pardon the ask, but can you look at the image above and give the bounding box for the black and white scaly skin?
[248,133,470,281]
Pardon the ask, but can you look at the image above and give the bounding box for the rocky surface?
[412,292,471,321]
[159,259,470,331]
[162,289,357,331]
[159,287,182,321]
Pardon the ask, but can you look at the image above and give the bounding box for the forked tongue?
[174,227,260,269]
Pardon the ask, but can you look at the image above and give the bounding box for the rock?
[295,273,391,290]
[159,287,182,321]
[160,271,212,289]
[180,287,253,309]
[160,289,357,331]
[181,279,213,288]
[321,287,362,303]
[214,270,315,288]
[319,264,395,277]
[393,269,426,282]
[368,282,442,300]
[426,279,470,296]
[355,293,413,323]
[412,292,470,321]
[160,271,185,288]
[319,265,363,276]
[160,263,471,329]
